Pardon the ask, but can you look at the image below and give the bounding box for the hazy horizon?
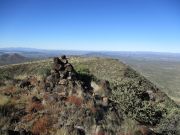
[1,47,180,54]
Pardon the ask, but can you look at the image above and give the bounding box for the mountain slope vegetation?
[0,56,179,135]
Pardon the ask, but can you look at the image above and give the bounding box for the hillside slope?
[0,57,179,135]
[0,53,30,66]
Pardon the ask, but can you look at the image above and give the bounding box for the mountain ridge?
[0,53,30,66]
[0,56,179,135]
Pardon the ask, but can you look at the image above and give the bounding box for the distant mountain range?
[85,51,180,62]
[0,47,90,58]
[0,53,30,65]
[1,47,180,61]
[1,47,180,66]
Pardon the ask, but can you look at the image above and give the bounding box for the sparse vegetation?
[0,56,179,135]
[120,118,139,135]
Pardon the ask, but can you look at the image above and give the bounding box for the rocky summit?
[0,56,179,135]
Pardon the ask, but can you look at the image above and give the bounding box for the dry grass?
[120,118,139,135]
[0,94,9,106]
[55,128,68,135]
[32,115,49,135]
[86,100,96,113]
[1,86,17,95]
[45,103,61,115]
[22,114,35,122]
[0,116,8,129]
[26,102,44,113]
[66,95,83,106]
[14,74,28,80]
[169,96,180,105]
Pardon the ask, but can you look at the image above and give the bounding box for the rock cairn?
[44,55,77,92]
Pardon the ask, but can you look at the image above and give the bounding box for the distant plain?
[122,59,180,104]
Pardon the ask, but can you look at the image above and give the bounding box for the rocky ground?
[0,56,179,135]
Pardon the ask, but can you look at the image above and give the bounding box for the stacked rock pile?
[44,55,77,92]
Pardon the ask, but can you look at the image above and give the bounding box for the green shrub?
[111,80,164,125]
[157,108,180,135]
[0,70,13,80]
[135,102,163,125]
[75,65,90,75]
[38,67,51,77]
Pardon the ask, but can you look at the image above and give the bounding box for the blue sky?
[0,0,180,52]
